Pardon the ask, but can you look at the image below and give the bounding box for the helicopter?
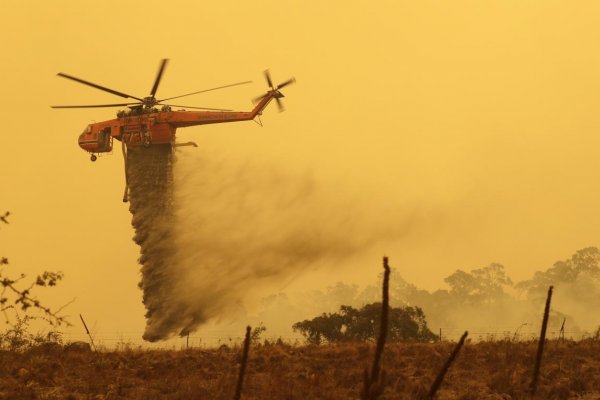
[52,59,295,201]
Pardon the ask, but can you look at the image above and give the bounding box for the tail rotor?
[254,70,296,112]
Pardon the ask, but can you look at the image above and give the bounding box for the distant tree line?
[283,247,600,342]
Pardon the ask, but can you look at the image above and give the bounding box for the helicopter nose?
[77,132,89,150]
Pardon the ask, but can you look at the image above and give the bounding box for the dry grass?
[1,339,600,399]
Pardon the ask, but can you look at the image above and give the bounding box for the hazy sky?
[2,1,600,342]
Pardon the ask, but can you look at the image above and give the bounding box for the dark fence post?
[426,331,468,399]
[233,326,252,400]
[361,256,391,400]
[529,286,554,398]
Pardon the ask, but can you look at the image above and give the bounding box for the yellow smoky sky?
[2,0,600,341]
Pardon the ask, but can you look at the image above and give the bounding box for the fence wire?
[54,328,598,350]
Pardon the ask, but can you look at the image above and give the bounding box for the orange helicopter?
[52,59,295,201]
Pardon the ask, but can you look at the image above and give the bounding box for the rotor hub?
[143,96,158,108]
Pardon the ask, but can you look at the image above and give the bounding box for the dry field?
[1,339,599,400]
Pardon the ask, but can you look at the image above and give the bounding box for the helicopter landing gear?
[90,154,97,162]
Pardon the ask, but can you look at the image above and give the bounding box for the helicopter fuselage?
[77,95,274,155]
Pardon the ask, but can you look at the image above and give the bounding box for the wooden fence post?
[529,286,554,398]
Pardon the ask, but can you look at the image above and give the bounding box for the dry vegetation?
[0,339,599,399]
[4,210,599,400]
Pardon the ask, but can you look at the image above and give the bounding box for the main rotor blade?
[161,103,233,111]
[264,70,274,89]
[51,103,142,109]
[56,73,144,101]
[158,80,252,102]
[275,97,284,112]
[150,59,169,97]
[277,77,296,90]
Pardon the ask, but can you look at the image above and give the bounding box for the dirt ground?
[1,339,599,399]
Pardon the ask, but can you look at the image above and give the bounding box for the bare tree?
[1,211,70,327]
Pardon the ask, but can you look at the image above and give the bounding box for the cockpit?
[78,124,113,157]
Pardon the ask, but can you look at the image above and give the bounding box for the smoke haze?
[126,145,600,342]
[128,145,417,341]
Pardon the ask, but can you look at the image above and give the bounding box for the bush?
[293,302,437,344]
[0,315,63,351]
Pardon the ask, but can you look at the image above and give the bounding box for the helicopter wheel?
[90,154,97,162]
